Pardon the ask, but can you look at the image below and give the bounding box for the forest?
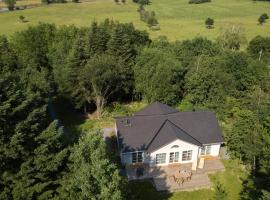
[0,20,270,199]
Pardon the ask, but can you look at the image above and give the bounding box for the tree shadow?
[50,97,87,144]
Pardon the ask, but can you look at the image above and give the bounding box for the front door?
[169,152,179,163]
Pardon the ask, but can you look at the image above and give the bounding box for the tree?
[4,0,16,10]
[205,18,214,29]
[59,131,125,200]
[226,109,264,169]
[247,36,270,62]
[80,54,130,118]
[213,182,228,200]
[217,24,247,51]
[0,32,70,199]
[258,13,269,25]
[134,47,184,105]
[12,121,69,200]
[184,56,232,109]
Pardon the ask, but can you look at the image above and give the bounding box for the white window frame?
[156,153,166,164]
[182,150,192,161]
[169,152,179,163]
[200,145,211,156]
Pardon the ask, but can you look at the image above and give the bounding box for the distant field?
[0,0,41,9]
[0,0,269,40]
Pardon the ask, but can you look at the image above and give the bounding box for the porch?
[126,158,225,191]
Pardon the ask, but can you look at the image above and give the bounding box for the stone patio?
[126,158,225,191]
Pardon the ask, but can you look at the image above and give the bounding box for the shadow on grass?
[52,97,88,144]
[127,179,172,200]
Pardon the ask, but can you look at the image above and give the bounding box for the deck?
[126,159,225,191]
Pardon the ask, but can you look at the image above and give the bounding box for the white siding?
[149,139,200,167]
[198,144,221,157]
[209,144,221,156]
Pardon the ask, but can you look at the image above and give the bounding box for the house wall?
[149,139,200,167]
[198,144,221,157]
[120,142,222,165]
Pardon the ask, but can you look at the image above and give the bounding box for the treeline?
[1,20,270,199]
[0,21,146,199]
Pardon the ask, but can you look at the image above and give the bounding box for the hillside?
[0,0,269,40]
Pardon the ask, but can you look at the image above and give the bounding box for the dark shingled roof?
[147,120,202,152]
[116,103,224,153]
[134,102,179,116]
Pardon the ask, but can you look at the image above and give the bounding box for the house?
[115,102,224,174]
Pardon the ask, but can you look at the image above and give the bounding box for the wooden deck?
[126,159,225,191]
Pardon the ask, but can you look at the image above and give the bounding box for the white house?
[115,102,224,172]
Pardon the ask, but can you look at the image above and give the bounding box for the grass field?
[0,0,41,9]
[0,0,269,40]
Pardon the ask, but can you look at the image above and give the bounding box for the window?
[200,145,211,156]
[137,152,143,162]
[169,152,179,163]
[171,145,179,149]
[156,153,166,164]
[182,150,192,161]
[132,152,143,163]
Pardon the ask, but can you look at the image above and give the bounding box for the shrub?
[147,12,158,28]
[258,13,269,25]
[19,15,25,23]
[205,17,214,29]
[189,0,211,4]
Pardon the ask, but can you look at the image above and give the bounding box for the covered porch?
[126,158,225,191]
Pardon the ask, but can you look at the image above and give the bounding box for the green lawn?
[53,99,147,132]
[129,159,248,200]
[0,0,269,40]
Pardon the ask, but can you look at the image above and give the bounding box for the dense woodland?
[0,20,270,199]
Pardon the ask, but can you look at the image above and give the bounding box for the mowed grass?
[0,0,270,40]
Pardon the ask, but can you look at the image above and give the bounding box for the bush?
[147,12,158,28]
[258,13,269,25]
[205,17,214,29]
[189,0,211,4]
[19,15,25,23]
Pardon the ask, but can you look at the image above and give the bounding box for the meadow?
[0,0,270,40]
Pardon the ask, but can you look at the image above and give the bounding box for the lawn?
[53,99,147,132]
[0,0,269,40]
[129,159,248,200]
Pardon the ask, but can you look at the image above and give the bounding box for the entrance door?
[169,152,179,163]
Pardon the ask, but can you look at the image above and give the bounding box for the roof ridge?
[166,119,202,146]
[146,119,169,151]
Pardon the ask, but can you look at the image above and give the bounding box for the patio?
[126,159,225,191]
